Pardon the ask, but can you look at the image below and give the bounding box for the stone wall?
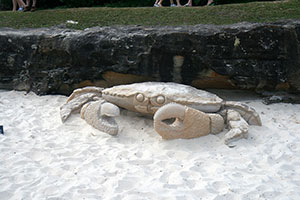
[0,20,300,95]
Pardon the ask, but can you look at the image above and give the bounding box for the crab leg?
[154,103,217,140]
[60,93,101,122]
[66,86,104,103]
[224,109,249,144]
[60,86,120,135]
[60,87,104,122]
[223,101,262,126]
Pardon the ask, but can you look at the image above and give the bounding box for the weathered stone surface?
[1,20,300,94]
[154,104,211,140]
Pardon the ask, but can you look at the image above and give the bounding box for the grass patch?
[0,0,299,29]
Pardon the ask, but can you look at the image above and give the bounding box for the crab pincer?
[153,103,224,140]
[80,100,120,135]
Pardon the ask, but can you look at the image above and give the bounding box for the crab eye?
[136,93,144,102]
[156,96,165,104]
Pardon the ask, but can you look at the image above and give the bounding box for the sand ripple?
[0,90,300,199]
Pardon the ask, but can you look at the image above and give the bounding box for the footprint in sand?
[0,191,13,199]
[115,177,139,192]
[210,181,230,194]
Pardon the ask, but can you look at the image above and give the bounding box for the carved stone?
[60,82,261,143]
[154,104,211,140]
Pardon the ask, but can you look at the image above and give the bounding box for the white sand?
[0,89,299,200]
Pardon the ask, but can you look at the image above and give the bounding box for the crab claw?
[80,100,120,136]
[153,103,213,140]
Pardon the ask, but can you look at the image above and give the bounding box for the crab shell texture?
[101,82,224,115]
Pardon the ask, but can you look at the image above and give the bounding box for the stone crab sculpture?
[60,82,262,144]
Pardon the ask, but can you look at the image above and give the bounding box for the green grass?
[0,0,299,29]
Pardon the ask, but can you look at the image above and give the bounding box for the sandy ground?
[0,89,299,200]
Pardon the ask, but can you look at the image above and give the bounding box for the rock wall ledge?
[1,20,300,94]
